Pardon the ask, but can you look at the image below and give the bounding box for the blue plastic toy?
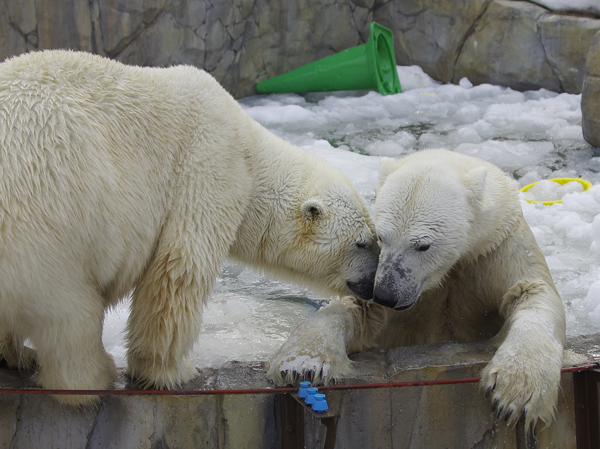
[312,394,329,413]
[305,387,319,405]
[298,381,311,398]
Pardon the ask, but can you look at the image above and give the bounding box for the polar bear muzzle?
[343,239,380,300]
[347,277,375,301]
[373,250,422,310]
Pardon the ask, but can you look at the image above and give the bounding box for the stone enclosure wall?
[582,31,600,146]
[1,0,600,99]
[1,337,597,449]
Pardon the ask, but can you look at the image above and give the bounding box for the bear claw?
[492,398,499,412]
[496,405,504,420]
[520,409,527,423]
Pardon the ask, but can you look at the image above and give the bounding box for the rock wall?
[1,0,599,98]
[1,337,596,449]
[582,32,600,147]
[375,0,600,94]
[0,0,373,98]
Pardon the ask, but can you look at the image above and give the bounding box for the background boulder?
[0,0,598,100]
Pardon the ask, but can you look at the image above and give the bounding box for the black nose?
[373,285,397,309]
[347,278,375,301]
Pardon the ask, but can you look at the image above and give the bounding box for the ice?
[103,64,600,369]
[455,141,555,172]
[242,104,320,130]
[397,65,441,91]
[459,77,474,89]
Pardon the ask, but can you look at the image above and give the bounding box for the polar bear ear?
[301,198,326,223]
[465,166,488,200]
[378,157,401,188]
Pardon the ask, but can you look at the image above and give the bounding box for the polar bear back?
[0,50,253,307]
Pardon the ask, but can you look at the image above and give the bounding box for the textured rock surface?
[540,13,600,94]
[0,336,596,449]
[454,1,559,91]
[583,31,600,147]
[373,0,493,86]
[0,1,598,98]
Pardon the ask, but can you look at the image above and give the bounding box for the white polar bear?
[0,50,380,406]
[268,149,566,429]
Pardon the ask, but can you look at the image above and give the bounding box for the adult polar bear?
[268,149,566,428]
[0,50,380,406]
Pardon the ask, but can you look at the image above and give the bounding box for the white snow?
[103,63,600,368]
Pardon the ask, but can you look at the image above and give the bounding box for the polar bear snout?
[373,251,421,310]
[346,244,379,300]
[347,277,375,301]
[346,257,377,301]
[373,278,419,310]
[372,284,399,309]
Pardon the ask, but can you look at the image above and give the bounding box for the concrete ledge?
[1,335,598,449]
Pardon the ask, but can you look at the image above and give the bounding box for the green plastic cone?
[256,22,402,96]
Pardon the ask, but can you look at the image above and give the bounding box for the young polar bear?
[268,149,566,429]
[0,50,380,406]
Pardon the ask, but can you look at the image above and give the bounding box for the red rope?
[0,364,596,396]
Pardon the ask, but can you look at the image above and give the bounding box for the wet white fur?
[268,149,566,429]
[0,50,378,406]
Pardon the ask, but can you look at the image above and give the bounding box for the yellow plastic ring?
[519,178,593,205]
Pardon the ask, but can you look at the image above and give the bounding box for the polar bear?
[268,149,566,429]
[0,50,380,406]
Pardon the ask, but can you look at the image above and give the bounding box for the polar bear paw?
[266,333,353,386]
[481,347,561,428]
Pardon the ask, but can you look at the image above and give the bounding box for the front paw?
[481,347,562,428]
[266,334,352,386]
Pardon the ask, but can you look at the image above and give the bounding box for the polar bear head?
[230,153,380,301]
[293,184,380,300]
[372,151,491,310]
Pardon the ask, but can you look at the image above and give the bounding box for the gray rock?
[231,0,371,98]
[96,0,168,58]
[373,0,492,84]
[540,14,600,94]
[582,31,600,147]
[0,3,29,60]
[36,0,93,52]
[454,1,559,91]
[0,0,599,98]
[374,0,600,95]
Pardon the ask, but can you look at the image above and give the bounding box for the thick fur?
[268,149,566,429]
[0,50,379,406]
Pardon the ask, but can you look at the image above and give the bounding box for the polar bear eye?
[356,241,368,249]
[417,243,431,252]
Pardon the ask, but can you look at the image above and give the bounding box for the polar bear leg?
[125,240,204,389]
[481,281,565,429]
[125,205,244,388]
[267,297,388,386]
[124,145,251,389]
[32,286,116,407]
